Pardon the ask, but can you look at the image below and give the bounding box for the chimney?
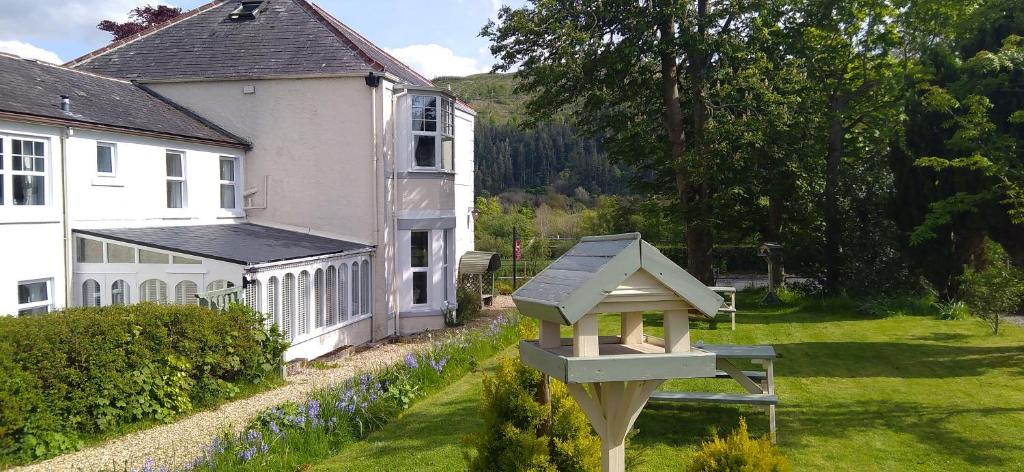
[60,95,70,112]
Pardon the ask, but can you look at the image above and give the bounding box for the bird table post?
[512,233,725,472]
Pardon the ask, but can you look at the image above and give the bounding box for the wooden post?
[663,309,690,353]
[539,320,561,349]
[567,379,664,472]
[620,311,643,345]
[573,313,599,357]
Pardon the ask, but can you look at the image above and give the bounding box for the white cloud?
[0,0,151,44]
[386,44,489,79]
[0,40,62,63]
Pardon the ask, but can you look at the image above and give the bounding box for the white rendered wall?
[0,120,67,316]
[452,106,476,269]
[65,129,243,229]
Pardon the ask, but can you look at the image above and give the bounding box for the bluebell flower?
[404,353,419,369]
[269,421,281,436]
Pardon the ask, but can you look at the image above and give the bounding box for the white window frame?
[7,136,48,207]
[410,94,455,172]
[410,230,430,306]
[96,142,117,177]
[165,150,187,209]
[219,156,239,210]
[17,278,52,315]
[442,229,451,303]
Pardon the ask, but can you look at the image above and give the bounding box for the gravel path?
[16,298,516,472]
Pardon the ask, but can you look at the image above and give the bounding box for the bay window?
[166,151,186,208]
[411,95,454,172]
[411,231,429,305]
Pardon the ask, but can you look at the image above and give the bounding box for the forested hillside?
[434,74,630,196]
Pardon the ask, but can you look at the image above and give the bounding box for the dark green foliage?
[465,357,600,472]
[456,282,483,325]
[959,241,1024,333]
[0,303,286,464]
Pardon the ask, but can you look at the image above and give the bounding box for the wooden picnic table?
[649,342,778,441]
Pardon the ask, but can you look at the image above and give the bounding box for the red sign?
[514,239,522,261]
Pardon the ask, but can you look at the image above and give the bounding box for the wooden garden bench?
[649,342,779,442]
[708,286,737,329]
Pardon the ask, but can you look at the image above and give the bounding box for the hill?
[435,73,631,197]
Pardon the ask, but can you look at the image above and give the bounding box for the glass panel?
[175,280,199,305]
[139,249,169,264]
[97,145,114,174]
[13,175,45,205]
[411,231,428,267]
[82,279,101,307]
[167,181,184,208]
[173,255,201,264]
[76,237,104,263]
[107,243,135,263]
[351,264,359,315]
[166,153,183,177]
[18,281,48,304]
[18,306,48,316]
[361,260,369,314]
[221,184,235,209]
[414,135,436,168]
[412,271,427,305]
[220,158,234,181]
[442,137,454,171]
[111,280,129,305]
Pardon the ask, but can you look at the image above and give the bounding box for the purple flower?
[430,357,448,374]
[260,442,269,453]
[269,421,281,436]
[405,353,419,369]
[246,429,262,442]
[238,446,256,461]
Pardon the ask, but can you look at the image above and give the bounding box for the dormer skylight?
[229,1,263,20]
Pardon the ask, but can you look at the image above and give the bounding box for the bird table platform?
[513,233,726,472]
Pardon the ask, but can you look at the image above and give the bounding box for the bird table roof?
[512,233,723,325]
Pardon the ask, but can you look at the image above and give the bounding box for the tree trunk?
[823,94,844,294]
[766,190,785,289]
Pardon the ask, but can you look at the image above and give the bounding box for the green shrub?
[0,303,287,465]
[456,283,483,325]
[495,280,514,295]
[959,241,1024,334]
[857,294,937,318]
[688,418,790,472]
[936,300,972,320]
[465,357,600,472]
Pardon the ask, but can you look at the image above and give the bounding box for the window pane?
[76,237,104,263]
[351,264,359,315]
[18,281,48,304]
[167,181,184,208]
[97,145,114,173]
[221,184,236,209]
[18,306,48,316]
[139,249,169,264]
[412,271,427,304]
[442,137,454,171]
[173,255,201,264]
[107,243,135,263]
[166,153,183,177]
[220,158,234,181]
[111,280,129,305]
[361,260,369,314]
[411,231,428,267]
[175,280,199,305]
[414,135,436,167]
[13,175,45,205]
[82,279,101,307]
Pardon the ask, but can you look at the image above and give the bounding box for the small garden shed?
[513,233,725,472]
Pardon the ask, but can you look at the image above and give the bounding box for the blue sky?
[0,0,525,78]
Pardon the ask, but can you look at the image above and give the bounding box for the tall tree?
[98,5,182,41]
[484,1,762,284]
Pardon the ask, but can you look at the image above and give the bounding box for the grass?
[312,292,1024,471]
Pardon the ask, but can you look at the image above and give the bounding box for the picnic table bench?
[649,342,778,441]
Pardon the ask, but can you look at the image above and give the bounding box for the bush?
[495,280,514,295]
[959,242,1024,333]
[456,283,483,325]
[0,303,287,465]
[689,418,790,472]
[465,357,600,472]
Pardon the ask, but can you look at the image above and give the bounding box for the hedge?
[0,303,287,465]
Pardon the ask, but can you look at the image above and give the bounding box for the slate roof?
[513,233,724,325]
[68,0,432,86]
[0,54,246,146]
[74,223,372,265]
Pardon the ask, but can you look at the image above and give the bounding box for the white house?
[1,0,476,361]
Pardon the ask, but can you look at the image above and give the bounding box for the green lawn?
[315,294,1024,471]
